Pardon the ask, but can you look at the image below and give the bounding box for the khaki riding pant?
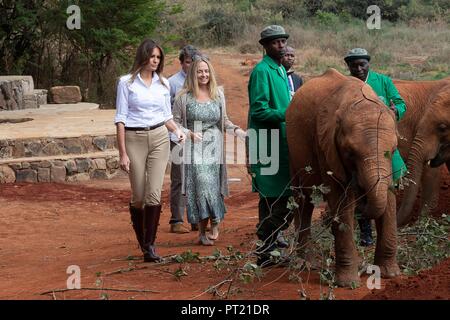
[125,126,170,207]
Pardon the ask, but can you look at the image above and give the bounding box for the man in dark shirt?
[281,46,303,97]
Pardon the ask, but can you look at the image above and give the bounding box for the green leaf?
[269,249,281,257]
[287,196,300,210]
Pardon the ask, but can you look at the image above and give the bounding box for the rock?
[0,90,6,110]
[106,135,117,149]
[64,138,83,154]
[38,168,51,182]
[51,165,66,183]
[80,136,93,152]
[67,173,90,183]
[41,141,64,156]
[30,162,40,170]
[91,170,108,180]
[25,142,42,157]
[0,78,32,110]
[34,89,48,106]
[9,163,22,170]
[50,86,82,104]
[52,160,65,167]
[0,165,15,183]
[0,140,8,147]
[0,146,13,159]
[16,169,37,183]
[93,158,107,170]
[39,160,52,168]
[23,93,38,109]
[12,141,25,158]
[76,159,92,173]
[65,160,78,174]
[21,162,31,169]
[106,157,119,170]
[93,136,108,151]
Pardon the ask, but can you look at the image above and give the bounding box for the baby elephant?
[286,69,401,287]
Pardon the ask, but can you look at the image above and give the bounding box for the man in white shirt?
[168,45,199,233]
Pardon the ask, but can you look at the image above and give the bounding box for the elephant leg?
[329,195,359,288]
[374,191,401,278]
[294,199,321,268]
[420,166,441,216]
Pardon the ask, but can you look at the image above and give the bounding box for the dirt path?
[0,50,448,300]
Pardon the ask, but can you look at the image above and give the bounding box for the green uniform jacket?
[247,55,292,197]
[366,70,407,182]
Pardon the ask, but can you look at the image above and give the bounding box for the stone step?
[0,150,120,184]
[0,134,117,160]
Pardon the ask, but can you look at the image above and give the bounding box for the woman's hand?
[174,128,186,144]
[190,131,203,142]
[235,128,247,141]
[120,153,131,173]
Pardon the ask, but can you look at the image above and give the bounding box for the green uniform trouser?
[392,149,407,183]
[256,196,294,247]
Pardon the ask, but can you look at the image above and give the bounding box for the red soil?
[364,258,449,300]
[0,51,448,300]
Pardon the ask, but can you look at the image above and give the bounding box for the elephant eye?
[438,123,448,132]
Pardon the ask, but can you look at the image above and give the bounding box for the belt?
[125,121,165,131]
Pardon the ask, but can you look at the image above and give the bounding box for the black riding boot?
[143,204,163,262]
[129,204,144,252]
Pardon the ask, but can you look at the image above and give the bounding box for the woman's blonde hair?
[178,55,219,101]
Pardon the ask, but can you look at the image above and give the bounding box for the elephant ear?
[317,102,347,183]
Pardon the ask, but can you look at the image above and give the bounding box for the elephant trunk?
[359,164,390,220]
[397,135,428,227]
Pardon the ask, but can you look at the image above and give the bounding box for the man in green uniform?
[344,48,407,246]
[247,25,293,266]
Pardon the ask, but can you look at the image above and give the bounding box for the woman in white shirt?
[115,39,186,262]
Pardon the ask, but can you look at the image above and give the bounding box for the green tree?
[65,0,166,100]
[1,0,168,104]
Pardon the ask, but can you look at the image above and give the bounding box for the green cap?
[259,25,289,45]
[344,48,371,63]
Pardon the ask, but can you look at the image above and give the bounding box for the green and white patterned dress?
[185,93,226,224]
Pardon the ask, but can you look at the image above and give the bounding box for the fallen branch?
[190,279,233,300]
[40,287,162,296]
[398,232,448,240]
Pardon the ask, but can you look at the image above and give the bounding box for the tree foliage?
[1,0,167,104]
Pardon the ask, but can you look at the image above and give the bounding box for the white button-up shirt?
[114,72,173,127]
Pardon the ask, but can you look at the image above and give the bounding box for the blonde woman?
[115,39,186,262]
[172,55,246,245]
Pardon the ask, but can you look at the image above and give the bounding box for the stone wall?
[0,135,117,159]
[0,156,120,183]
